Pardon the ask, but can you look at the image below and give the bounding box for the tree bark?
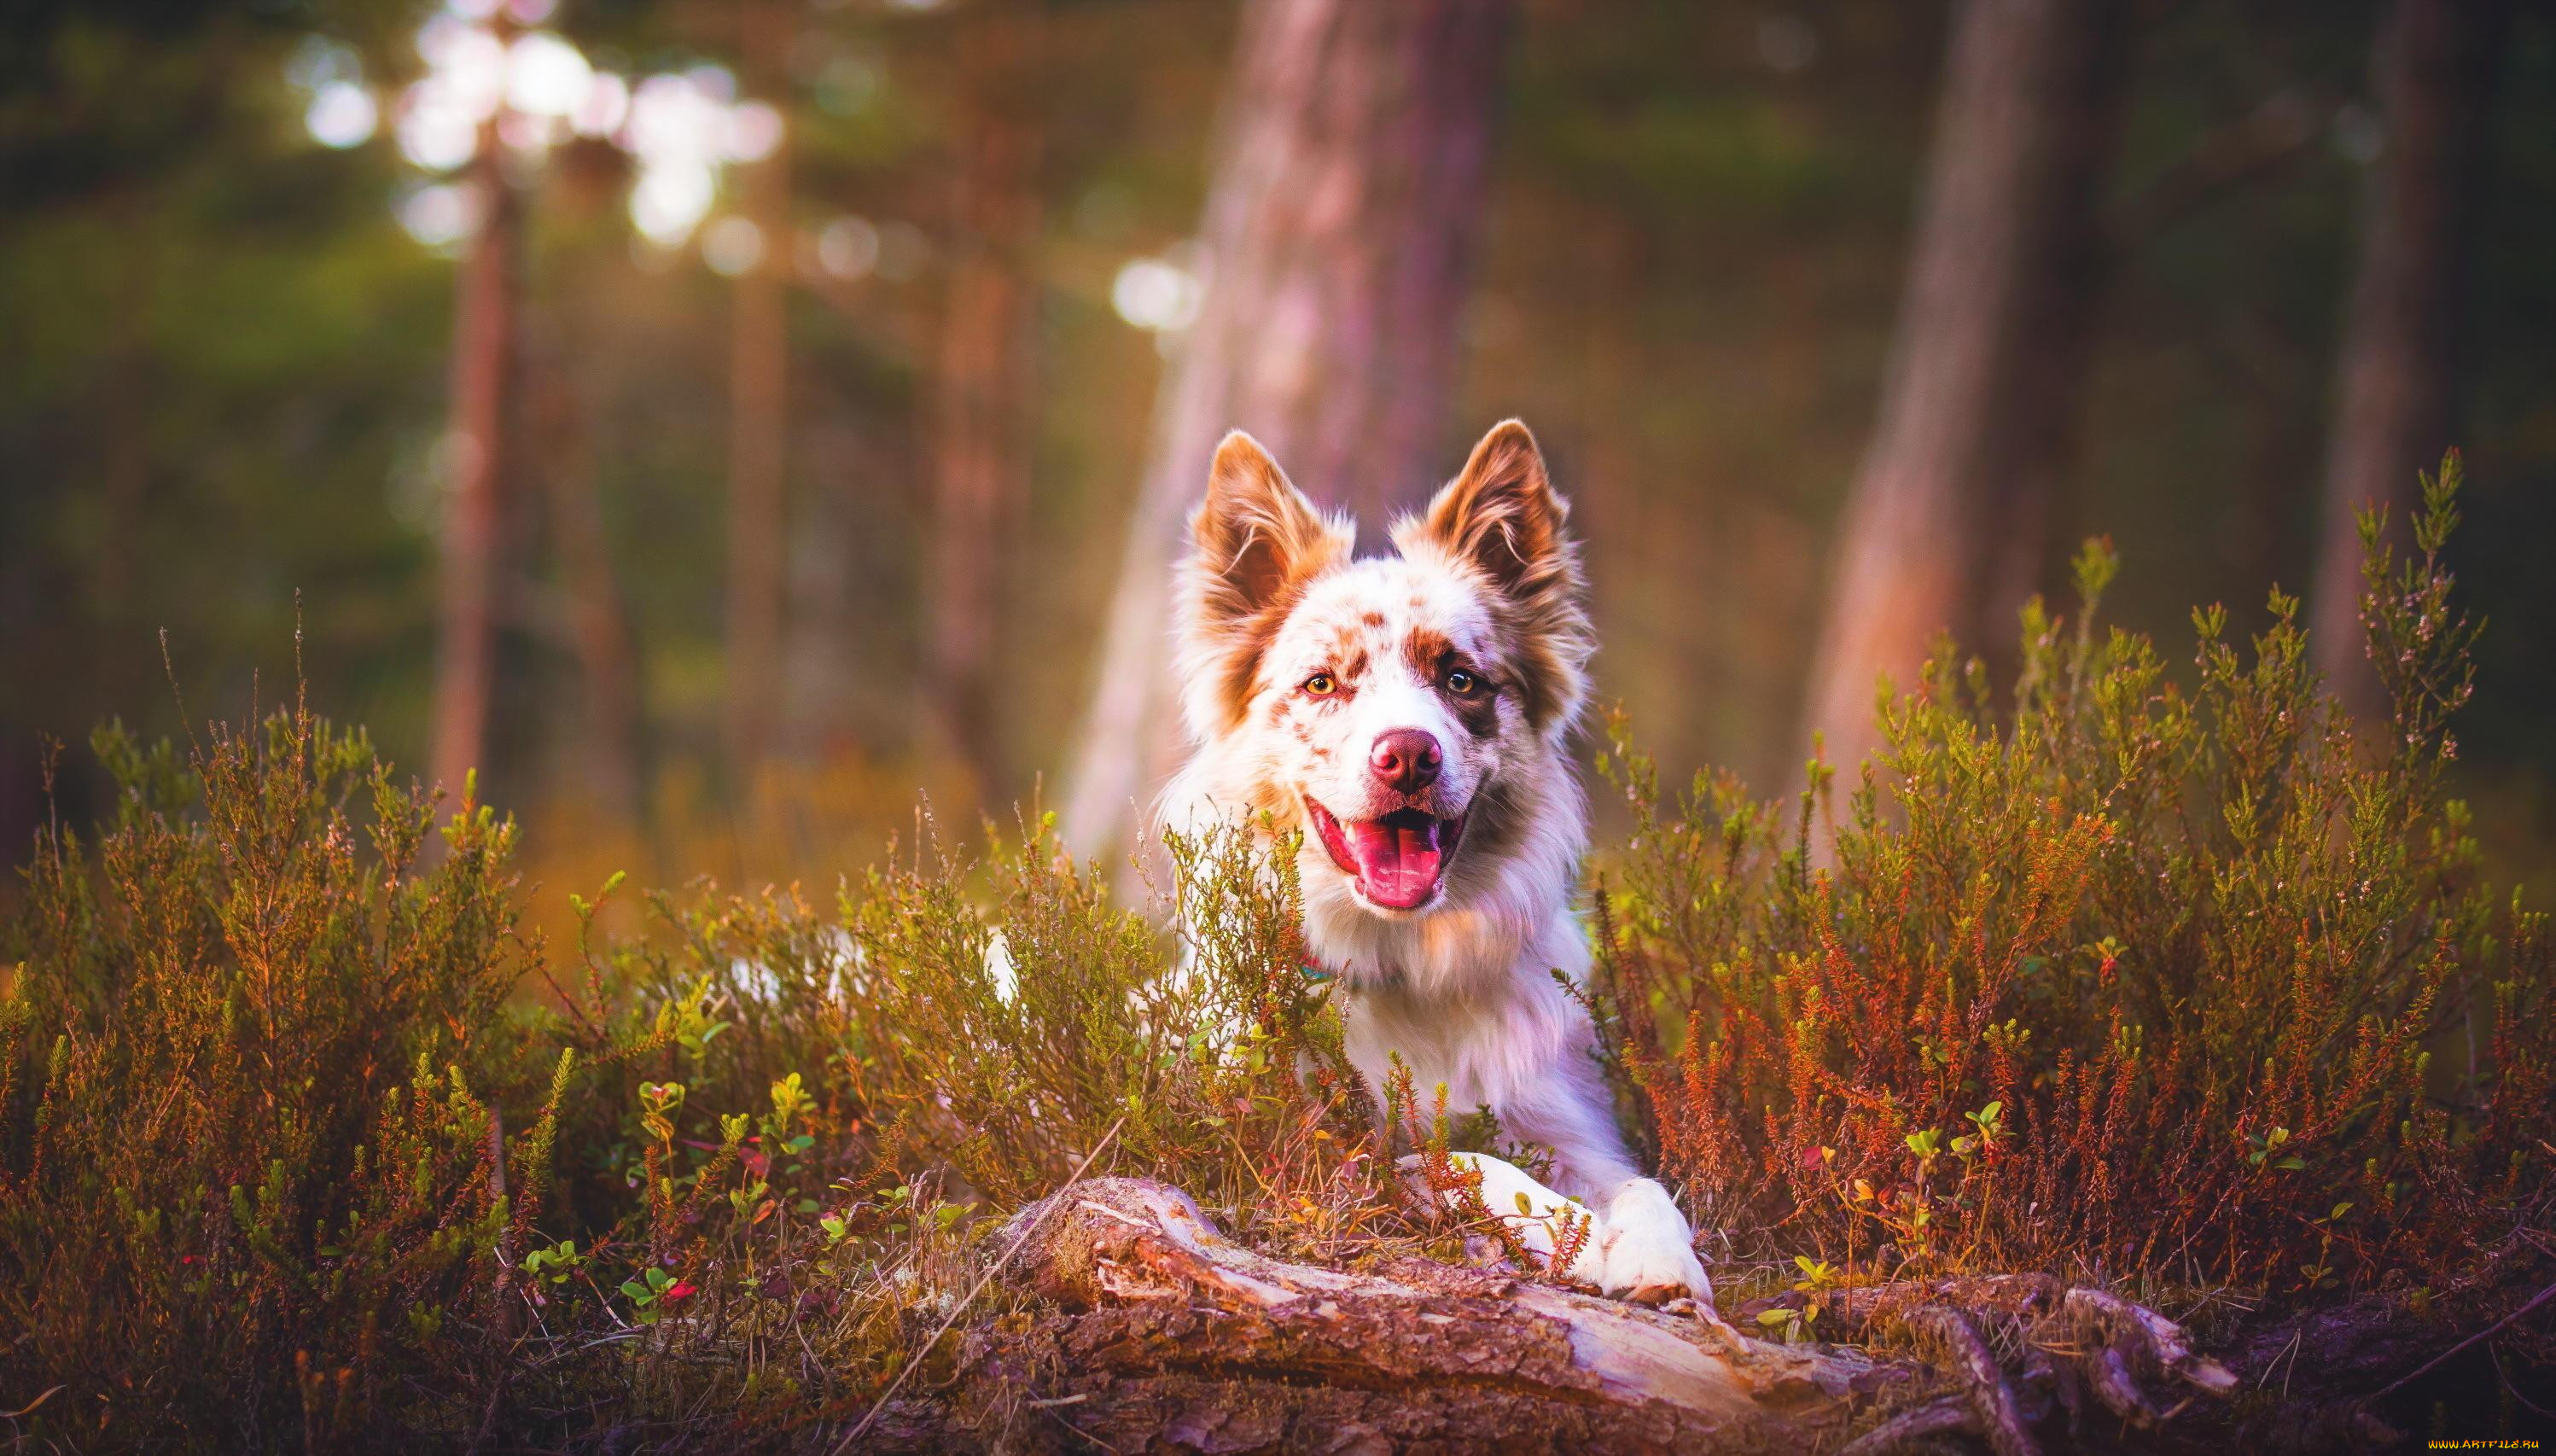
[723,0,794,778]
[428,143,520,801]
[926,0,1045,798]
[870,1177,2250,1454]
[2308,0,2510,721]
[1797,0,2128,799]
[1057,0,1514,868]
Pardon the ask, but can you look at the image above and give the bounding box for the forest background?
[5,0,2553,931]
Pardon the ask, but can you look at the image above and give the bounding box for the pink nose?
[1369,730,1442,795]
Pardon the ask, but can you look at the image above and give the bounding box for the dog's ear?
[1190,432,1343,623]
[1412,421,1575,606]
[1176,431,1351,733]
[1402,421,1591,732]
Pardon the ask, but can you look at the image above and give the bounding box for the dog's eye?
[1444,669,1479,696]
[1302,673,1337,697]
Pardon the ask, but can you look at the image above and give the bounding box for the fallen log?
[862,1177,2244,1453]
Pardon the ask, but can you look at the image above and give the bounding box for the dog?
[1159,418,1712,1304]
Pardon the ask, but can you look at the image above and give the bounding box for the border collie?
[1161,419,1711,1303]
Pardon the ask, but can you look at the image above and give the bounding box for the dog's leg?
[1494,1052,1715,1304]
[1397,1150,1607,1286]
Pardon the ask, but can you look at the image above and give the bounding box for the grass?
[1,455,2547,1448]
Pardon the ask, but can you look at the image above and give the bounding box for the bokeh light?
[305,82,378,149]
[724,101,784,164]
[416,17,508,123]
[631,162,716,245]
[398,91,480,172]
[363,2,791,252]
[571,72,629,137]
[284,37,362,94]
[815,216,880,280]
[505,32,593,118]
[398,182,480,251]
[1111,256,1204,333]
[702,217,766,277]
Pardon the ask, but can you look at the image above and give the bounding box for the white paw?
[1592,1179,1711,1304]
[1397,1151,1607,1285]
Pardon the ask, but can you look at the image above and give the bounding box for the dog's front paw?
[1594,1179,1710,1305]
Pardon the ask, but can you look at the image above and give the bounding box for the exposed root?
[1908,1306,2040,1456]
[2063,1286,2239,1401]
[1833,1395,1979,1456]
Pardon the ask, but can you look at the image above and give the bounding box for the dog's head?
[1172,420,1592,917]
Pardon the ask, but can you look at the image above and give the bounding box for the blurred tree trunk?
[1058,0,1514,865]
[926,1,1045,798]
[533,362,644,824]
[429,147,519,801]
[1798,0,2128,801]
[2309,0,2510,719]
[724,0,793,778]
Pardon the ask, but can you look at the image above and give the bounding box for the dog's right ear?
[1190,431,1346,623]
[1176,432,1350,733]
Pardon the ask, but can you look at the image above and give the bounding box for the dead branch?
[861,1178,2245,1454]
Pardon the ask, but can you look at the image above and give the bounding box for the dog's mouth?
[1303,799,1468,911]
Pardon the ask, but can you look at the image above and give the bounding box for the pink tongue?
[1347,817,1443,909]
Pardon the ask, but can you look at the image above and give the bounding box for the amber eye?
[1444,668,1479,695]
[1302,672,1337,696]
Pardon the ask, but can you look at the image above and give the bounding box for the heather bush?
[6,458,2549,1448]
[1588,456,2556,1294]
[0,690,556,1444]
[0,697,1391,1447]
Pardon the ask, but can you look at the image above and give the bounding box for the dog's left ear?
[1403,421,1592,731]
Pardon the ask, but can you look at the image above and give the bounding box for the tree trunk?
[723,0,793,778]
[869,1177,2254,1454]
[2308,0,2510,720]
[1797,0,2128,798]
[926,0,1045,799]
[429,144,519,802]
[1057,0,1514,867]
[532,362,644,824]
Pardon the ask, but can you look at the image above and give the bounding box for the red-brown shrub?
[1590,457,2555,1292]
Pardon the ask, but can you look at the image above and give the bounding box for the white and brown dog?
[1161,419,1711,1304]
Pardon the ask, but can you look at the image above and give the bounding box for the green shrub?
[0,693,554,1444]
[1589,455,2555,1292]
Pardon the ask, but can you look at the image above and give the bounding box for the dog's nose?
[1369,730,1442,795]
